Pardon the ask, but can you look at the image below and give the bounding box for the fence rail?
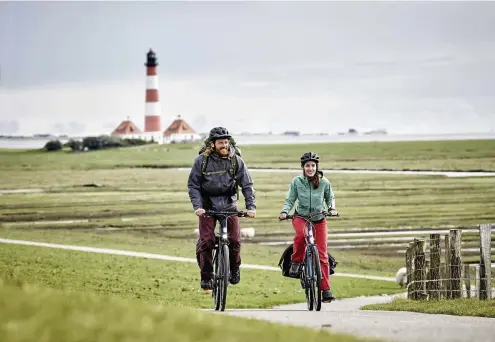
[405,223,493,300]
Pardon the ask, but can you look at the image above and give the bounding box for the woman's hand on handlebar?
[279,212,287,220]
[328,208,339,217]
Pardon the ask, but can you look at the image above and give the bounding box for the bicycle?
[279,210,339,311]
[204,209,249,312]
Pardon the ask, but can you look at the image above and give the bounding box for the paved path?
[220,293,495,342]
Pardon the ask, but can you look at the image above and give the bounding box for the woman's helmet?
[208,127,231,141]
[300,152,320,167]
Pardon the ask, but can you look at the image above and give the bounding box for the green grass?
[1,169,494,231]
[0,228,405,277]
[361,298,495,318]
[1,138,495,171]
[0,279,382,342]
[1,139,493,341]
[0,244,403,309]
[1,167,494,279]
[0,138,493,319]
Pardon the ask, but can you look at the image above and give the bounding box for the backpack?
[198,137,242,199]
[277,243,338,278]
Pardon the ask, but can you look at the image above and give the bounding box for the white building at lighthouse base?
[111,115,200,145]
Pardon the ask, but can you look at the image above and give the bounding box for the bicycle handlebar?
[205,210,249,218]
[279,210,339,221]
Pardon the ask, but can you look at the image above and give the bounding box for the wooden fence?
[405,223,493,300]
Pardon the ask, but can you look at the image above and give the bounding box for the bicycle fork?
[306,224,321,285]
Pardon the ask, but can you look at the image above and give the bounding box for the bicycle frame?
[280,210,339,311]
[303,220,317,280]
[204,210,248,312]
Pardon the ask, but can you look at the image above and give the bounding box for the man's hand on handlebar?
[246,209,256,218]
[195,208,205,217]
[328,208,339,216]
[279,212,287,220]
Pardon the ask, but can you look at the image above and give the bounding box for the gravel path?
[218,293,495,342]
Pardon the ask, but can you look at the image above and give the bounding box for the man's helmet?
[209,127,231,141]
[300,152,320,167]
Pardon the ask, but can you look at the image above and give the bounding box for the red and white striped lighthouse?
[144,49,162,134]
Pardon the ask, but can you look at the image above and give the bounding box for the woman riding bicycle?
[279,152,338,303]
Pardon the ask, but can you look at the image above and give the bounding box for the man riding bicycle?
[279,152,338,302]
[188,127,256,290]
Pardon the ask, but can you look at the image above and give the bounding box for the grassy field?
[0,280,382,342]
[1,138,495,171]
[1,167,494,277]
[361,298,495,318]
[0,244,402,309]
[2,169,494,231]
[0,228,405,277]
[0,139,494,319]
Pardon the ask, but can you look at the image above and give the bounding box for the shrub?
[82,135,154,151]
[67,139,83,152]
[44,140,63,151]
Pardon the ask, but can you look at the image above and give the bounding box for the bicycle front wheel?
[212,248,220,310]
[311,245,322,311]
[217,243,230,311]
[305,250,315,311]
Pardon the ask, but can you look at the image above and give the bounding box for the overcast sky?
[1,1,495,135]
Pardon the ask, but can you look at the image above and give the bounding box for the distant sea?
[1,132,495,149]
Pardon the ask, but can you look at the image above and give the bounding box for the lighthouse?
[144,49,163,143]
[110,49,201,144]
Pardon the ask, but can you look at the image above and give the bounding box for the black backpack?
[277,243,338,278]
[198,138,242,199]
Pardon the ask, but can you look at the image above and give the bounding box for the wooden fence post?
[475,265,480,299]
[449,229,462,299]
[464,264,471,298]
[430,234,441,300]
[478,223,492,300]
[440,263,446,299]
[406,241,414,299]
[413,239,427,300]
[444,234,451,299]
[425,260,431,298]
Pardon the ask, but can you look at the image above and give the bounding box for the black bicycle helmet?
[209,126,231,140]
[300,152,320,167]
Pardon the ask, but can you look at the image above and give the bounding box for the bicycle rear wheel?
[311,245,322,311]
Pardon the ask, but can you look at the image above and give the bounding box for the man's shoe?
[322,289,335,302]
[200,279,213,290]
[229,268,240,285]
[289,261,302,277]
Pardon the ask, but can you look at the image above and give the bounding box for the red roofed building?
[111,117,142,137]
[163,115,201,143]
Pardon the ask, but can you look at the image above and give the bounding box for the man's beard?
[216,146,229,157]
